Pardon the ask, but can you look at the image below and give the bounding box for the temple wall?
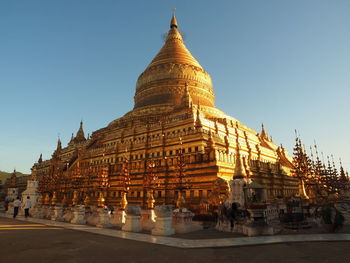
[32,103,298,212]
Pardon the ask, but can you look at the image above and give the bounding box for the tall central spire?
[170,14,178,28]
[133,14,215,111]
[146,15,202,69]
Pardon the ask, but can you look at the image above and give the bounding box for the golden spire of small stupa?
[260,123,269,141]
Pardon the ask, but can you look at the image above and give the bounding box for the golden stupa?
[134,15,214,110]
[32,15,298,211]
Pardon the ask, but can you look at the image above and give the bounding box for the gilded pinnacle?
[170,14,178,28]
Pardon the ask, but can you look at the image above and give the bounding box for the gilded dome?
[133,15,215,110]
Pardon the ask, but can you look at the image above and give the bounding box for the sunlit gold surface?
[176,193,186,210]
[84,194,90,206]
[32,15,299,211]
[146,190,155,209]
[72,191,78,206]
[38,194,44,205]
[97,191,105,207]
[61,194,67,206]
[134,16,214,110]
[44,193,50,205]
[51,191,57,206]
[120,192,128,210]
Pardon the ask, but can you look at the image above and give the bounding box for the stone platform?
[1,212,350,248]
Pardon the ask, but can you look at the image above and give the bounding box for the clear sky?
[0,0,349,174]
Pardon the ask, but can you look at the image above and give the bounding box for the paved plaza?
[1,216,350,263]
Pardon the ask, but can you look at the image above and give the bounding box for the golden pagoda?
[32,15,298,212]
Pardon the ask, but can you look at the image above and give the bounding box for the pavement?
[1,213,350,248]
[1,216,350,263]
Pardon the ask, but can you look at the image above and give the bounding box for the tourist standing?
[13,197,21,218]
[24,196,32,218]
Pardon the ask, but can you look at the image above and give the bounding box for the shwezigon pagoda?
[32,15,299,212]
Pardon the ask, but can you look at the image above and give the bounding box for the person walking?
[13,197,21,218]
[24,196,32,218]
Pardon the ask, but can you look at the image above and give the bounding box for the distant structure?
[3,169,30,200]
[31,15,299,212]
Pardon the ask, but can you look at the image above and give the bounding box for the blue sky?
[0,0,349,174]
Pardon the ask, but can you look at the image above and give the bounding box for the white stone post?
[122,206,142,232]
[110,209,126,227]
[70,205,86,224]
[62,207,74,222]
[151,205,175,236]
[86,206,99,226]
[51,205,64,221]
[140,209,156,231]
[172,208,202,233]
[35,205,45,219]
[96,208,112,228]
[42,205,51,219]
[6,203,14,216]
